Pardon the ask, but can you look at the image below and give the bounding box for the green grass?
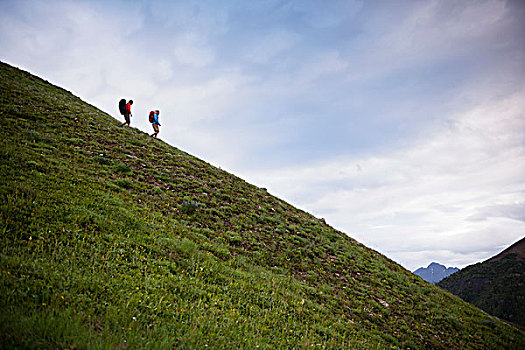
[1,61,524,349]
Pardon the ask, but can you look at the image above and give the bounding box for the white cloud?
[243,30,299,65]
[294,51,349,88]
[381,0,508,57]
[244,88,525,270]
[172,32,216,67]
[343,0,515,85]
[288,0,364,29]
[469,202,525,222]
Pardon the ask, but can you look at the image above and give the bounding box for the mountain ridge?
[438,237,525,328]
[488,237,525,262]
[413,262,459,284]
[1,61,523,349]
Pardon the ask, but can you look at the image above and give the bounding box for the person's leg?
[151,123,159,137]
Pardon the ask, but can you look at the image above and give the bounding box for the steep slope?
[488,236,525,262]
[413,262,459,284]
[438,237,525,327]
[0,61,523,349]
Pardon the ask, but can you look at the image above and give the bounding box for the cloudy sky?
[1,0,524,271]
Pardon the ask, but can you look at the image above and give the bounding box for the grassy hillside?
[438,237,525,328]
[0,61,523,349]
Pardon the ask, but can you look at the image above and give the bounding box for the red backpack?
[148,111,155,123]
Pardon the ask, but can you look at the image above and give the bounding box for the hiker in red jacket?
[119,100,133,127]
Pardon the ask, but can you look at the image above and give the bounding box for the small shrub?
[179,200,200,215]
[146,169,160,176]
[113,162,131,173]
[403,340,419,350]
[93,156,112,165]
[153,187,163,195]
[211,244,231,261]
[219,193,232,202]
[26,160,46,173]
[23,130,43,142]
[177,238,198,258]
[5,105,22,117]
[226,231,243,245]
[445,316,462,331]
[207,208,221,218]
[115,179,133,189]
[104,180,121,192]
[65,137,84,146]
[320,283,333,295]
[131,139,146,147]
[478,319,496,329]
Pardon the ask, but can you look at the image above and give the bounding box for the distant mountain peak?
[428,262,445,268]
[414,262,459,284]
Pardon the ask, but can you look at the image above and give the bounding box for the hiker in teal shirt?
[151,110,161,138]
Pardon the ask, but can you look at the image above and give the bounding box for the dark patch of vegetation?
[179,199,201,215]
[438,253,525,327]
[1,61,524,349]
